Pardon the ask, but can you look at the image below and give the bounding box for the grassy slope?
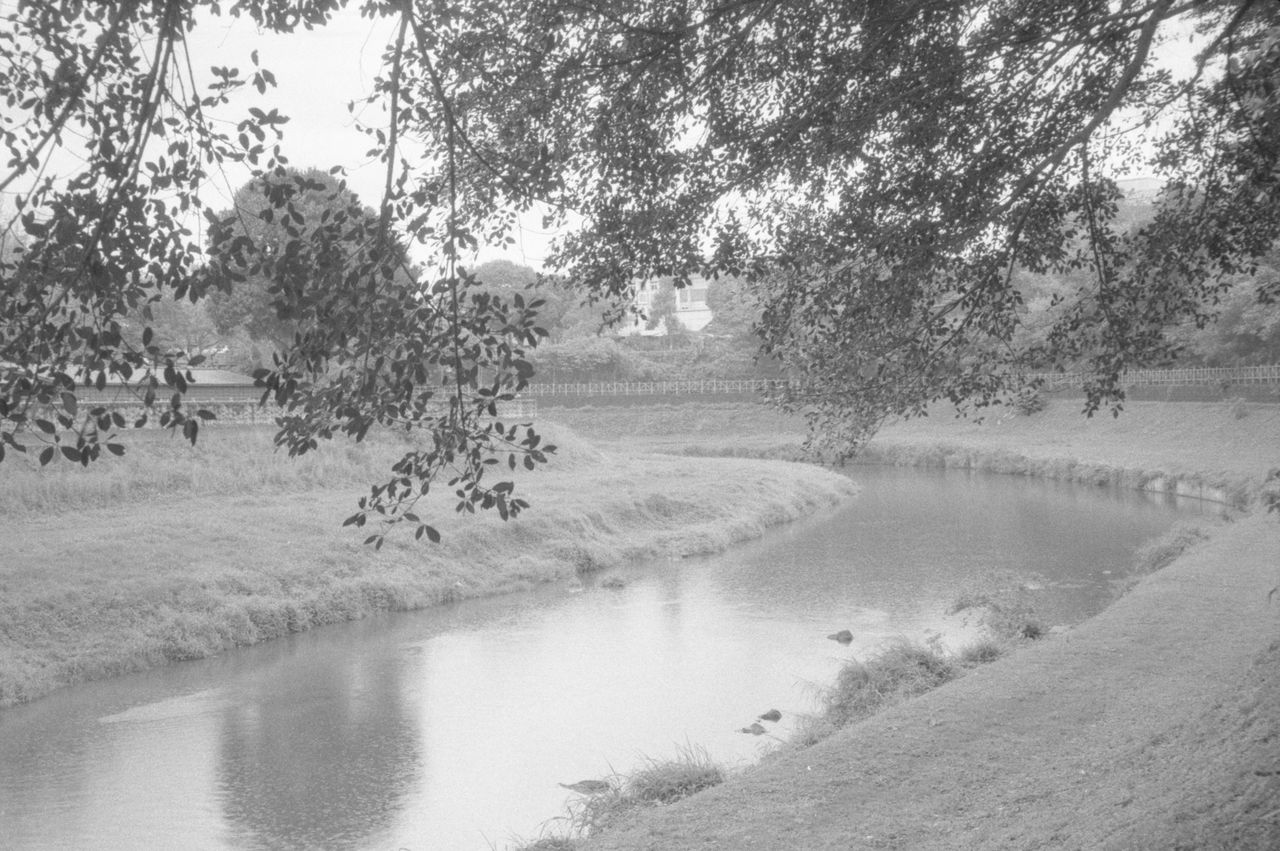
[864,398,1279,507]
[546,397,1278,495]
[0,424,855,707]
[553,399,1280,850]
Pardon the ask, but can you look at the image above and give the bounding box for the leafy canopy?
[2,0,1277,534]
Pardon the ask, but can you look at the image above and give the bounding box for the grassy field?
[0,423,855,707]
[545,396,1279,505]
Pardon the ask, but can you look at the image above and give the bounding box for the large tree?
[2,1,1277,534]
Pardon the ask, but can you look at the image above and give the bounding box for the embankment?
[0,424,855,708]
[553,399,1280,850]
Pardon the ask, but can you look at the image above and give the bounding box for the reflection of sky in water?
[0,467,1203,850]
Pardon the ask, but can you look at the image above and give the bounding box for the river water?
[0,467,1207,850]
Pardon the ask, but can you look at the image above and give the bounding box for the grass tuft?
[511,748,726,850]
[625,747,725,805]
[819,639,958,730]
[957,637,1005,667]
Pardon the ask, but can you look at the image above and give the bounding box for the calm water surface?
[0,467,1207,850]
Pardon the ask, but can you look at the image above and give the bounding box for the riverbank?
[543,398,1279,850]
[0,425,855,708]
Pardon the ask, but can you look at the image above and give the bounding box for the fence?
[1024,364,1280,391]
[520,366,1280,398]
[35,365,1280,420]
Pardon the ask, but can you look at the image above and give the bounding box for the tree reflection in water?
[216,646,420,849]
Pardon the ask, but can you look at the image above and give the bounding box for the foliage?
[4,0,1280,534]
[412,0,1280,456]
[471,259,607,342]
[0,2,552,541]
[642,278,683,336]
[1013,388,1047,416]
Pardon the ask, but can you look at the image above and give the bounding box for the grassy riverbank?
[0,425,855,708]
[546,397,1278,497]
[539,398,1280,851]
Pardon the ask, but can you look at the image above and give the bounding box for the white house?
[619,276,713,336]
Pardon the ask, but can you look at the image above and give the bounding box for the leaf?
[422,524,441,544]
[39,447,54,466]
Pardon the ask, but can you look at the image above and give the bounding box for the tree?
[416,0,1280,453]
[204,168,417,351]
[3,0,1278,533]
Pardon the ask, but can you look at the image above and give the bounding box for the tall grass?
[0,426,400,515]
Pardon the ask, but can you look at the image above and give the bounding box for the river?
[0,466,1208,850]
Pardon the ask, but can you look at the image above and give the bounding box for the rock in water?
[559,779,612,795]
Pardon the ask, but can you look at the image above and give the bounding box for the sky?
[184,6,564,271]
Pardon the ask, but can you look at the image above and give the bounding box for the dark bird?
[757,708,782,722]
[827,629,854,644]
[559,779,612,795]
[738,722,767,735]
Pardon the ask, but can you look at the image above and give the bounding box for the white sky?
[184,6,564,271]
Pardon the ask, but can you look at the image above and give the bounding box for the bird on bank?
[757,709,782,722]
[559,779,613,795]
[738,722,767,735]
[827,629,854,644]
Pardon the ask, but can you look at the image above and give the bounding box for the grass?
[948,578,1050,643]
[509,747,726,851]
[1129,522,1211,575]
[818,639,959,729]
[0,422,856,707]
[858,399,1279,511]
[789,637,1007,749]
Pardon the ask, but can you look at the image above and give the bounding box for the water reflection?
[217,649,420,850]
[0,467,1206,850]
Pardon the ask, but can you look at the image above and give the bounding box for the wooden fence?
[44,365,1279,421]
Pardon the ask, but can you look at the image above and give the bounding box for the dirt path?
[582,401,1280,850]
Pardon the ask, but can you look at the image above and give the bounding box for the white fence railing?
[49,365,1280,412]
